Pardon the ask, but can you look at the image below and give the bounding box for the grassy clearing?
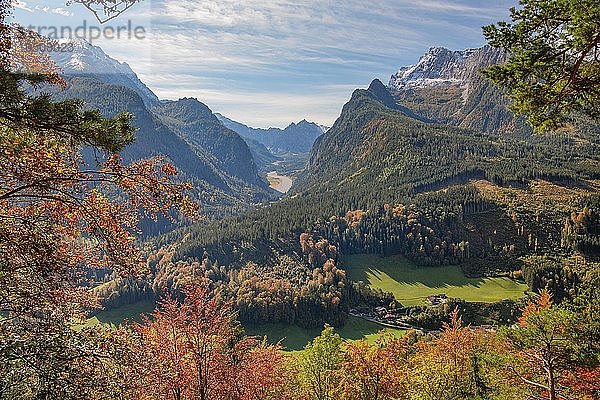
[84,301,401,351]
[344,254,528,306]
[244,315,404,352]
[84,300,156,329]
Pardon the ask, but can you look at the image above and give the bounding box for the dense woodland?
[1,0,599,398]
[92,63,600,332]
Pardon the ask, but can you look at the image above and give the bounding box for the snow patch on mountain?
[52,39,159,108]
[388,47,478,90]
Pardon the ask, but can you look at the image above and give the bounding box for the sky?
[12,0,518,128]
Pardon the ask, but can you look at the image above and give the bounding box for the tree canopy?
[483,0,600,132]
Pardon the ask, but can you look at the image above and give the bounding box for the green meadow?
[343,254,529,306]
[245,315,404,351]
[85,301,402,351]
[83,253,526,350]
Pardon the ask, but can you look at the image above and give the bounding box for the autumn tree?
[0,2,197,397]
[132,285,288,400]
[297,325,344,400]
[503,291,586,400]
[338,333,409,400]
[483,0,600,132]
[407,308,519,400]
[408,309,478,400]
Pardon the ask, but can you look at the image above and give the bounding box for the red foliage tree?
[132,285,288,400]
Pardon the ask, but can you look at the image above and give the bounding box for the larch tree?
[503,291,585,400]
[132,285,288,400]
[338,333,409,400]
[298,325,344,400]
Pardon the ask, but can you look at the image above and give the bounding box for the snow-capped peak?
[51,39,159,108]
[388,46,479,90]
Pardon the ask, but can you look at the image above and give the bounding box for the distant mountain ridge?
[216,114,326,154]
[388,45,530,135]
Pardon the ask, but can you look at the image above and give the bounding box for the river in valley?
[267,171,293,193]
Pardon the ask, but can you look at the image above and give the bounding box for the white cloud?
[14,0,33,12]
[89,0,518,126]
[51,7,73,17]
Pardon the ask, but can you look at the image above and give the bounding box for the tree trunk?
[547,364,556,400]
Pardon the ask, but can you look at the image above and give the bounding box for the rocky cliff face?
[389,47,477,90]
[388,46,530,135]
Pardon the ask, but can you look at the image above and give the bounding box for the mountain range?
[216,113,327,154]
[47,40,293,217]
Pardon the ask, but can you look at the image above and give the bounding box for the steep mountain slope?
[51,77,274,213]
[294,79,599,201]
[243,138,282,171]
[388,46,530,135]
[155,98,264,187]
[53,77,222,184]
[51,39,159,108]
[216,114,326,153]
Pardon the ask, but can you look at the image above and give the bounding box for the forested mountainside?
[48,77,275,218]
[45,41,278,217]
[217,113,326,153]
[155,98,263,186]
[296,79,599,196]
[97,75,600,330]
[388,46,531,135]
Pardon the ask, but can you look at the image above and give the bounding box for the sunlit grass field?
[85,301,403,351]
[343,254,528,306]
[83,253,526,350]
[245,315,404,351]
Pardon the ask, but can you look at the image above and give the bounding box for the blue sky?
[12,0,517,128]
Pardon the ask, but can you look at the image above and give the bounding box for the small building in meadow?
[426,294,448,306]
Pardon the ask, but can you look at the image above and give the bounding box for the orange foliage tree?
[131,285,289,400]
[0,2,198,396]
[338,333,409,400]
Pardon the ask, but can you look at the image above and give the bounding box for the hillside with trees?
[1,0,599,398]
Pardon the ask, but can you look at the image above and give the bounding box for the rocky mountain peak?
[386,45,525,135]
[388,46,480,90]
[51,39,159,108]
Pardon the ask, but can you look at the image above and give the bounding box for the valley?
[87,45,599,339]
[3,2,600,394]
